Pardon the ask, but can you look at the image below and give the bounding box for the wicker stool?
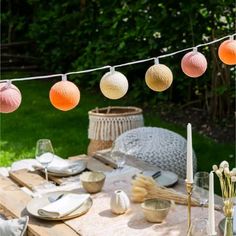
[112,127,197,179]
[87,106,144,155]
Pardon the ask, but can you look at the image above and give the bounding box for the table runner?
[65,169,224,236]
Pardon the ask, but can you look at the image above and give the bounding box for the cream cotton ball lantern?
[145,59,173,92]
[100,67,129,99]
[181,48,207,78]
[0,81,22,113]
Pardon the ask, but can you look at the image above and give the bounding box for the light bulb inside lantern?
[145,63,173,92]
[181,49,207,78]
[218,38,236,65]
[49,76,80,111]
[100,68,129,99]
[0,81,22,113]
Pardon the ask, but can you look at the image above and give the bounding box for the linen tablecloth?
[65,168,224,236]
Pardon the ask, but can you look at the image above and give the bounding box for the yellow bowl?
[141,198,171,223]
[80,171,106,193]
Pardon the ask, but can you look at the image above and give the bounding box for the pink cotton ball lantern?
[49,79,80,111]
[0,82,22,113]
[181,50,207,78]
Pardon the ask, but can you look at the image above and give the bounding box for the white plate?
[142,170,178,187]
[45,160,87,177]
[26,191,92,220]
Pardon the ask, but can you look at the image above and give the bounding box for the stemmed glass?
[192,171,209,235]
[111,150,126,170]
[35,139,54,182]
[110,143,127,187]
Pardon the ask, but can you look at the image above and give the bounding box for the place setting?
[26,191,92,221]
[34,139,87,179]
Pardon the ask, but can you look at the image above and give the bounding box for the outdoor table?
[0,152,224,236]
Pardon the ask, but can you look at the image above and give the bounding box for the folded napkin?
[46,154,85,174]
[38,193,90,218]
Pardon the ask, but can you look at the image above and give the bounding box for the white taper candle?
[186,123,193,183]
[208,171,216,235]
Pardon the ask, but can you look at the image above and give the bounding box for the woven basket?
[87,106,144,156]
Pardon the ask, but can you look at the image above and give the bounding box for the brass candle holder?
[185,180,193,234]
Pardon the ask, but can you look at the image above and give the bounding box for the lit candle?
[186,123,193,183]
[208,171,216,235]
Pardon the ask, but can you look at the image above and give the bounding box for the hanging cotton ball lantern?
[0,82,22,113]
[145,62,173,92]
[49,77,80,111]
[181,49,207,78]
[218,39,236,65]
[100,68,128,99]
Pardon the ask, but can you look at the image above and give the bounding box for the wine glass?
[35,139,54,182]
[192,171,209,234]
[111,150,126,170]
[110,145,127,187]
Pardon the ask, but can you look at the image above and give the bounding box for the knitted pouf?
[112,127,197,179]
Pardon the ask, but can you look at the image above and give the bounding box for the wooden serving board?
[0,176,79,236]
[9,155,113,188]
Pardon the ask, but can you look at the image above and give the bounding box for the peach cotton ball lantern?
[49,78,80,111]
[100,68,128,99]
[218,39,236,65]
[145,63,173,92]
[0,82,22,113]
[181,49,207,78]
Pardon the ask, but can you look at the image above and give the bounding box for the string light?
[1,34,234,84]
[0,34,235,112]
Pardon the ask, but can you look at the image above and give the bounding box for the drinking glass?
[191,218,208,236]
[192,171,209,234]
[193,171,209,212]
[35,139,54,182]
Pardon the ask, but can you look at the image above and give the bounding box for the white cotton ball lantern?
[0,81,22,113]
[100,67,129,99]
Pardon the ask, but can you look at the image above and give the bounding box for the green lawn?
[0,73,235,194]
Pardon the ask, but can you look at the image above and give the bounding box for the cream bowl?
[80,171,106,193]
[141,198,171,223]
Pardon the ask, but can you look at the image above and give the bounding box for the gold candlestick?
[186,181,193,233]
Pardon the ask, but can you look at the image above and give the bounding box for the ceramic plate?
[142,170,178,187]
[26,191,92,220]
[45,160,87,177]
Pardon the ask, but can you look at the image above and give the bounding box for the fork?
[48,193,64,203]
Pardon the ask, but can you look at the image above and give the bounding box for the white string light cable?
[0,33,235,84]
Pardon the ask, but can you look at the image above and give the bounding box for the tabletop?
[0,151,224,236]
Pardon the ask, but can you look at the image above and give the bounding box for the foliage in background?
[1,0,235,119]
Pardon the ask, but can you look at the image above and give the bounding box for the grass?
[0,72,235,194]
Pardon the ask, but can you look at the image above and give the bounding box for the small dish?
[80,171,106,193]
[26,191,92,220]
[142,170,178,187]
[141,198,171,223]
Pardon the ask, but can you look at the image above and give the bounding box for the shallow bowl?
[141,198,171,223]
[80,171,106,193]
